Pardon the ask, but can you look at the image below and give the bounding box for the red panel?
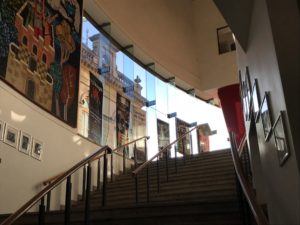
[218,84,245,146]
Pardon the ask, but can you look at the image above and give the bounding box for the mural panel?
[116,93,130,147]
[0,0,83,127]
[176,118,191,155]
[157,119,170,149]
[88,73,103,145]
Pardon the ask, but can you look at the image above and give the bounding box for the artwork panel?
[273,111,290,166]
[116,93,130,149]
[0,0,83,127]
[260,92,272,141]
[88,72,103,145]
[157,119,170,149]
[176,118,191,155]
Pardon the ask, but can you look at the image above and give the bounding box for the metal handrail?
[0,145,111,225]
[43,136,150,185]
[132,125,201,176]
[229,132,269,225]
[2,135,150,225]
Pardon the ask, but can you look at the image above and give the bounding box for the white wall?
[0,79,110,213]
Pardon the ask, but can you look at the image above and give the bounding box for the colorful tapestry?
[176,118,191,155]
[0,0,83,127]
[88,73,103,145]
[116,93,130,147]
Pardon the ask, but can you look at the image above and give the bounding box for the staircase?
[2,150,245,225]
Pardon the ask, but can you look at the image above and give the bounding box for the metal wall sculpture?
[0,0,83,127]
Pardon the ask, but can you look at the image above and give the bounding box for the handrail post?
[146,166,150,202]
[46,191,51,212]
[156,156,160,193]
[190,134,193,157]
[174,146,178,173]
[84,164,92,225]
[97,159,101,190]
[111,152,114,182]
[38,196,45,225]
[102,149,108,206]
[64,176,72,225]
[123,146,126,174]
[144,138,148,162]
[183,141,186,165]
[134,142,138,168]
[135,175,138,204]
[165,148,169,182]
[82,165,86,201]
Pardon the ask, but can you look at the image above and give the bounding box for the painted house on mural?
[5,1,54,111]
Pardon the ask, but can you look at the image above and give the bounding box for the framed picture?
[0,120,5,141]
[4,124,19,148]
[273,111,290,166]
[19,131,32,155]
[31,139,43,161]
[260,92,272,141]
[252,79,261,122]
[239,71,249,121]
[245,67,252,120]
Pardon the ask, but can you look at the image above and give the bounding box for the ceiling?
[84,0,238,101]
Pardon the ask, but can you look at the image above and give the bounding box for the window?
[29,57,37,72]
[32,45,38,55]
[217,26,236,54]
[26,80,35,100]
[22,36,28,46]
[42,54,47,64]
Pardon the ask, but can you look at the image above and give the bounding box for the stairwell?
[2,149,245,225]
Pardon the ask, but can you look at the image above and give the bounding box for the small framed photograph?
[252,79,261,122]
[19,131,32,155]
[245,67,252,120]
[0,120,5,141]
[31,138,43,161]
[239,71,249,121]
[273,111,289,166]
[4,124,19,148]
[260,92,272,141]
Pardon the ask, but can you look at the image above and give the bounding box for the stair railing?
[1,136,150,225]
[132,124,201,203]
[229,132,269,225]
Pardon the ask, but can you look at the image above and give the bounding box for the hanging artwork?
[116,93,130,148]
[176,118,191,156]
[0,0,83,127]
[272,111,290,166]
[260,92,273,141]
[88,73,103,145]
[157,119,170,149]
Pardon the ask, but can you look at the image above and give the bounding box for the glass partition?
[79,15,230,157]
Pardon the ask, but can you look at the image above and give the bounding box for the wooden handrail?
[238,135,247,157]
[1,146,112,225]
[132,125,201,176]
[229,132,269,225]
[42,136,150,185]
